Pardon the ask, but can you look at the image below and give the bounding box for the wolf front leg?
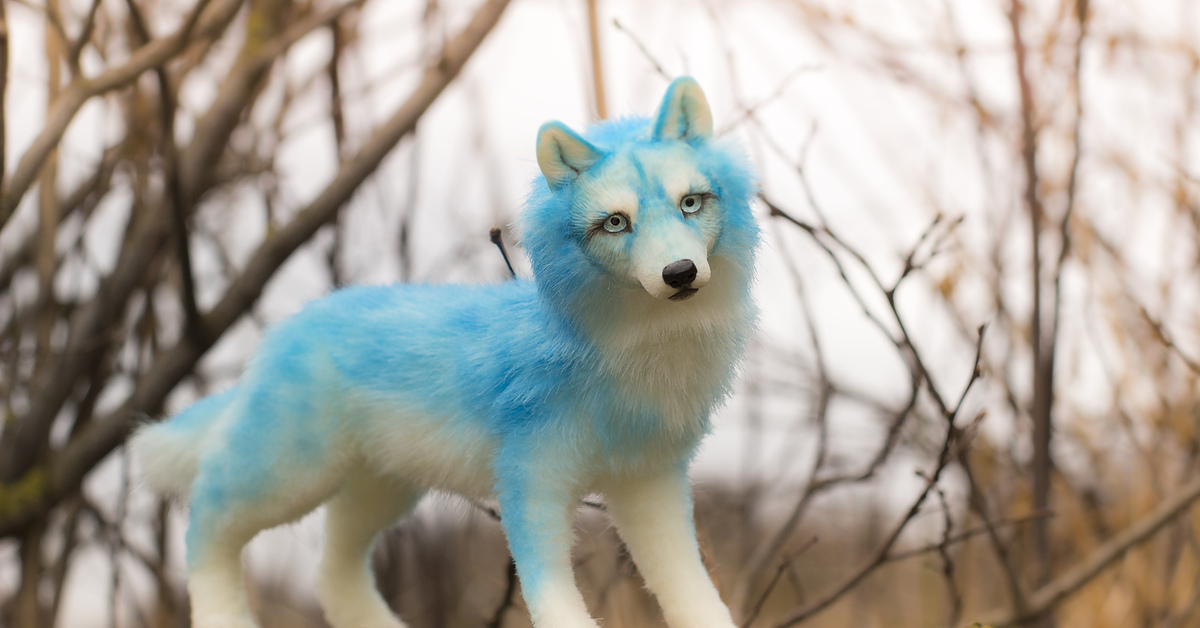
[496,469,598,628]
[605,466,737,628]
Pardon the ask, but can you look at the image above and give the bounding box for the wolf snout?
[663,259,703,301]
[663,259,698,289]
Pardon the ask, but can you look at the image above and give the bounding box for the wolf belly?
[351,397,498,500]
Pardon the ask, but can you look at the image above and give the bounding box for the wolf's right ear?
[653,76,713,141]
[537,122,603,191]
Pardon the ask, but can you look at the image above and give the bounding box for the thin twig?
[1008,0,1055,585]
[883,509,1053,563]
[0,0,515,539]
[67,0,103,70]
[770,416,962,627]
[741,536,818,628]
[1138,304,1200,375]
[487,557,518,628]
[490,226,516,279]
[932,483,963,627]
[612,18,670,80]
[124,0,205,345]
[0,0,234,227]
[958,448,1031,619]
[717,65,820,135]
[0,0,7,182]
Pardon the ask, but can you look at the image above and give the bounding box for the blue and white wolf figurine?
[132,76,758,628]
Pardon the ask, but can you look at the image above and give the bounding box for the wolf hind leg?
[186,447,349,628]
[317,468,423,628]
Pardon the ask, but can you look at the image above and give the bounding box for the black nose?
[662,259,698,289]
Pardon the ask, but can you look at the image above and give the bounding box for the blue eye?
[680,194,703,214]
[603,214,629,233]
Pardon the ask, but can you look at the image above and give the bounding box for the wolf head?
[520,77,757,322]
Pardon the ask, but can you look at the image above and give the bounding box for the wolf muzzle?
[664,259,699,300]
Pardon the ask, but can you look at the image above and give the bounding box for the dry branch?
[0,0,236,228]
[0,0,513,540]
[985,475,1200,627]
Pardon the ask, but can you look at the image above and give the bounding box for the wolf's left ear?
[537,122,603,191]
[653,76,713,142]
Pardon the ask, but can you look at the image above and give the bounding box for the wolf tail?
[129,387,238,498]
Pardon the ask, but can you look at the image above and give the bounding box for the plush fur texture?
[131,76,758,628]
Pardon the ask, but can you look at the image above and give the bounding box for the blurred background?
[1,0,1199,626]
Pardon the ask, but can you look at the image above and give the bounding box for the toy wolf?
[132,76,758,628]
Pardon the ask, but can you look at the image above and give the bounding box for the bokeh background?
[2,0,1200,626]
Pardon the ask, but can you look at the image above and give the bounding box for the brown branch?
[0,0,514,540]
[328,15,349,160]
[737,205,919,607]
[770,416,965,628]
[985,475,1200,627]
[960,448,1032,620]
[1138,304,1200,375]
[717,65,819,136]
[769,329,986,628]
[0,201,171,485]
[177,0,366,200]
[0,142,122,303]
[488,556,519,628]
[741,536,818,628]
[585,0,607,120]
[326,13,350,285]
[762,194,903,352]
[932,484,963,627]
[1008,0,1054,585]
[66,0,103,71]
[0,0,237,228]
[124,0,205,344]
[0,0,7,182]
[883,509,1053,563]
[0,0,368,488]
[741,184,977,606]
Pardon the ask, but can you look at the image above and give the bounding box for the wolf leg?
[605,467,737,628]
[497,473,597,628]
[186,525,258,628]
[186,443,347,628]
[317,468,422,628]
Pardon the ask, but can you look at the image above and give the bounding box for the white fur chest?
[598,312,748,431]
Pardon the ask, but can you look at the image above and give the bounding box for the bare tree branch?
[0,0,514,540]
[0,0,7,182]
[0,0,236,229]
[1008,0,1055,588]
[741,536,817,628]
[177,0,368,200]
[586,0,607,120]
[123,0,205,344]
[985,475,1200,627]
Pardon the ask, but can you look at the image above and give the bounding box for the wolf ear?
[537,122,603,190]
[652,76,713,142]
